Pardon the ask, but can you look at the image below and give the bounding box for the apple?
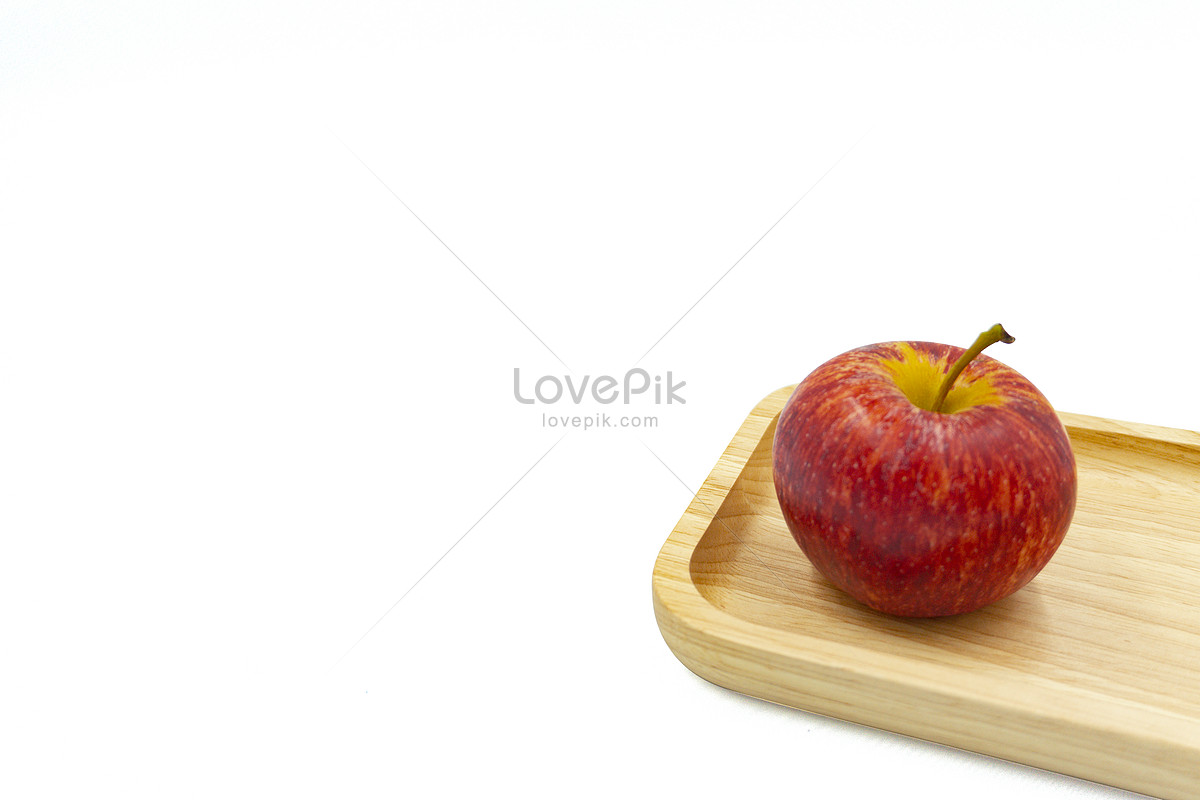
[772,324,1076,617]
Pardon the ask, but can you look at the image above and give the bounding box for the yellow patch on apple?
[879,342,1003,414]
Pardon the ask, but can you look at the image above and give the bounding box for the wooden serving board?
[652,386,1200,799]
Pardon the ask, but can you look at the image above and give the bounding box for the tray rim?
[652,385,1200,799]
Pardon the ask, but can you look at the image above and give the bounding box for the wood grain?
[652,386,1200,799]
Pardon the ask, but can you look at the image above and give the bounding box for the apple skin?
[772,340,1077,617]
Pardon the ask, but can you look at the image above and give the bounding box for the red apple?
[772,325,1076,617]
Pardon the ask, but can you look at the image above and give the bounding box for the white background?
[2,2,1197,798]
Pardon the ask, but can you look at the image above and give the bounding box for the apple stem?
[930,323,1016,413]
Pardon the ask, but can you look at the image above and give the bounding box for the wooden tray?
[652,386,1200,799]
